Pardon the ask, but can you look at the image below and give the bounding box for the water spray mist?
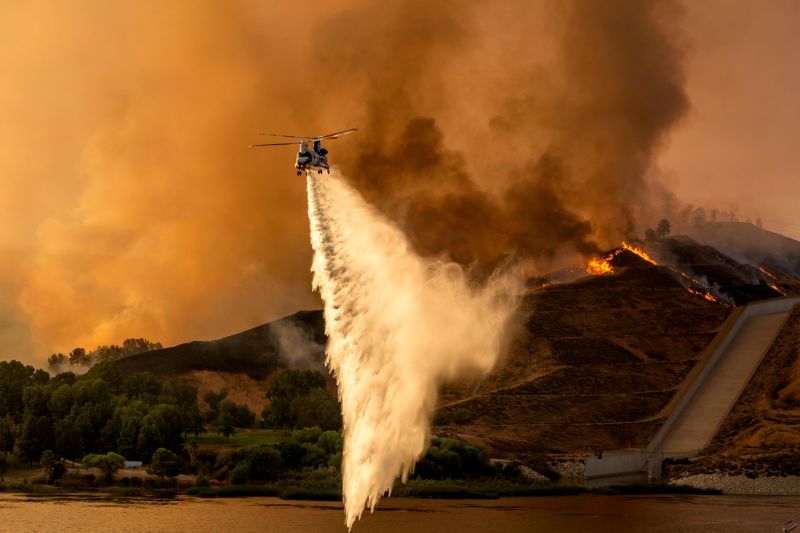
[306,171,519,528]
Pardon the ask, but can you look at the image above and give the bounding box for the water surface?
[0,493,797,532]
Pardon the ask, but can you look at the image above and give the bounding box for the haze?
[1,0,798,365]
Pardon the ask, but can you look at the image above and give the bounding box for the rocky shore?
[670,474,800,495]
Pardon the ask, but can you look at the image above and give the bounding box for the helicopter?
[249,128,357,175]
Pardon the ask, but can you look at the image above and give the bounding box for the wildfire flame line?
[621,241,657,265]
[583,241,727,306]
[687,287,721,303]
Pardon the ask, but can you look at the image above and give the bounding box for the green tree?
[0,452,9,482]
[53,418,84,460]
[317,431,342,455]
[0,418,14,452]
[161,379,203,436]
[262,369,338,429]
[216,401,235,437]
[203,387,228,418]
[40,449,56,484]
[122,372,162,401]
[68,347,91,367]
[137,422,162,461]
[82,361,122,390]
[244,447,283,482]
[291,389,342,430]
[0,360,39,421]
[121,338,163,356]
[82,452,125,483]
[47,354,67,374]
[149,448,179,484]
[18,415,52,463]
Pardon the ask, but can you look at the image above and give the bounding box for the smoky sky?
[1,0,793,365]
[320,0,688,271]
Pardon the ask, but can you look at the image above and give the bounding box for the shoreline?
[670,474,800,496]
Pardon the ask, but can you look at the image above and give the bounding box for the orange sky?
[1,0,798,365]
[660,0,800,238]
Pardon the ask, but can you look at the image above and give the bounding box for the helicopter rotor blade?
[257,133,313,139]
[249,141,300,147]
[315,128,357,140]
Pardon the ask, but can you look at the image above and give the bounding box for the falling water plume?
[306,170,520,528]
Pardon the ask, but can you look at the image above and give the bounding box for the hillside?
[115,310,325,413]
[116,310,325,378]
[116,236,800,458]
[436,248,730,456]
[689,221,800,277]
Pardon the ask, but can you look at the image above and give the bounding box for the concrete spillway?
[585,296,799,482]
[654,311,790,455]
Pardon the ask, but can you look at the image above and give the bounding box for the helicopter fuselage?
[250,128,355,174]
[295,140,330,175]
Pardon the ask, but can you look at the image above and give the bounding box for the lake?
[0,493,797,532]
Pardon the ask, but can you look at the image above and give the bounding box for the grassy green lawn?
[2,467,40,483]
[191,428,289,448]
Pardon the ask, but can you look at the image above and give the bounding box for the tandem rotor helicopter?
[249,128,357,175]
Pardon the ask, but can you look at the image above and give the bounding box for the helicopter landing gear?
[296,170,302,176]
[318,169,323,174]
[327,169,330,174]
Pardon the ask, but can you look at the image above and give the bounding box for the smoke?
[1,0,688,364]
[271,319,325,371]
[307,171,518,527]
[322,0,689,271]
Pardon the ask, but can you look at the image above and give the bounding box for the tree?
[68,348,91,367]
[82,452,125,483]
[53,418,84,460]
[0,360,38,421]
[216,401,235,437]
[137,421,162,461]
[18,415,52,464]
[122,372,162,401]
[262,369,331,429]
[162,380,203,436]
[40,449,56,484]
[121,338,163,357]
[692,207,707,227]
[644,228,656,241]
[291,389,342,430]
[47,354,67,374]
[756,217,763,228]
[0,418,14,452]
[317,431,342,455]
[656,218,671,238]
[0,452,9,482]
[243,447,283,482]
[149,448,179,484]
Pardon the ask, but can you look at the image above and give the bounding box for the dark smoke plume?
[317,0,688,272]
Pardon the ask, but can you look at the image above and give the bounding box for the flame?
[769,283,786,296]
[621,241,657,265]
[586,256,613,275]
[687,287,721,303]
[580,241,727,306]
[586,241,657,275]
[759,266,777,280]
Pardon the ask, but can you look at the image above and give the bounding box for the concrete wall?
[585,296,799,481]
[647,296,800,454]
